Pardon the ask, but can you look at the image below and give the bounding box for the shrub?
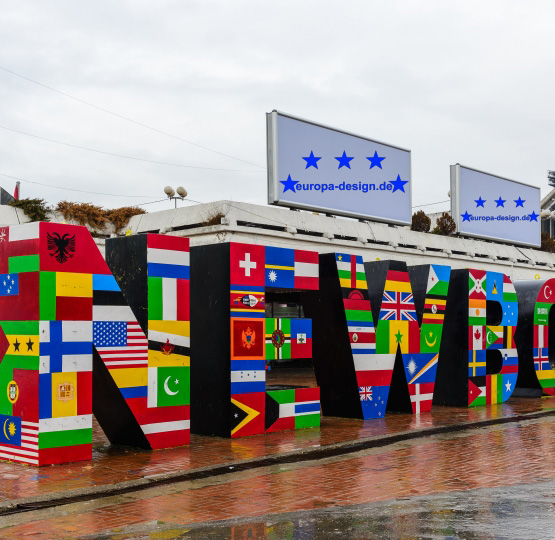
[411,210,431,232]
[431,212,456,236]
[9,198,50,222]
[56,201,146,232]
[541,232,555,253]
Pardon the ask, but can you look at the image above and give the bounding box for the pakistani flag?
[149,366,190,407]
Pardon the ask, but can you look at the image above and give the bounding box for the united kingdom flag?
[359,386,373,401]
[380,291,417,321]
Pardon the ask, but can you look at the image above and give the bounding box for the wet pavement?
[2,368,555,537]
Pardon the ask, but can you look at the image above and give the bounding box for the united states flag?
[380,291,416,321]
[94,321,148,369]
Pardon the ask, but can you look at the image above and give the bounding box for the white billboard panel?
[451,164,541,247]
[267,111,412,225]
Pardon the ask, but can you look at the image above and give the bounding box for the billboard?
[450,164,541,247]
[267,111,412,225]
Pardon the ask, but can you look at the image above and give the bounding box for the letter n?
[0,224,190,466]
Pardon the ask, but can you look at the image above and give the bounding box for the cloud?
[0,0,554,214]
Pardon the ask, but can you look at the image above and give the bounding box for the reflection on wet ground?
[4,416,555,538]
[90,479,555,540]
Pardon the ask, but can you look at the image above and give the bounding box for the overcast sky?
[1,1,554,216]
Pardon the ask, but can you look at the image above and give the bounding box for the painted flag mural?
[0,224,191,466]
[0,223,94,465]
[324,255,451,418]
[531,279,555,395]
[227,242,320,438]
[467,270,518,407]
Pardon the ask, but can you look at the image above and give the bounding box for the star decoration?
[335,151,354,169]
[528,211,539,222]
[26,338,34,351]
[366,151,385,169]
[505,380,512,392]
[394,330,403,344]
[474,197,486,207]
[280,174,299,193]
[13,339,20,352]
[494,197,506,207]
[302,151,321,169]
[389,175,409,193]
[461,211,472,222]
[268,270,277,282]
[514,197,525,207]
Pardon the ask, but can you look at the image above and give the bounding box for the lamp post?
[164,186,188,208]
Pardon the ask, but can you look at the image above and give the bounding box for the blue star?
[514,196,525,207]
[528,210,539,222]
[335,151,354,169]
[280,174,299,193]
[389,175,409,193]
[302,151,321,169]
[494,197,506,207]
[461,211,472,222]
[474,197,486,208]
[366,151,386,169]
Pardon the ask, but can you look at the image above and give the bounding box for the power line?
[0,172,160,198]
[0,124,265,172]
[0,65,265,169]
[413,200,450,208]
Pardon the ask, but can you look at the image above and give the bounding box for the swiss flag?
[230,243,265,286]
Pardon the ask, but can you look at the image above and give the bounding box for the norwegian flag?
[359,386,373,401]
[534,325,550,371]
[380,291,416,321]
[94,321,148,369]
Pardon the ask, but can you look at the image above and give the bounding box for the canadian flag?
[13,181,20,200]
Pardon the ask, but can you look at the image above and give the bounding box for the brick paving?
[3,414,555,537]
[2,368,555,537]
[0,368,554,503]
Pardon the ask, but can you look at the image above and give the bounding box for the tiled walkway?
[2,368,555,538]
[3,411,555,537]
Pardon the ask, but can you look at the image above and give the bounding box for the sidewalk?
[1,367,555,512]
